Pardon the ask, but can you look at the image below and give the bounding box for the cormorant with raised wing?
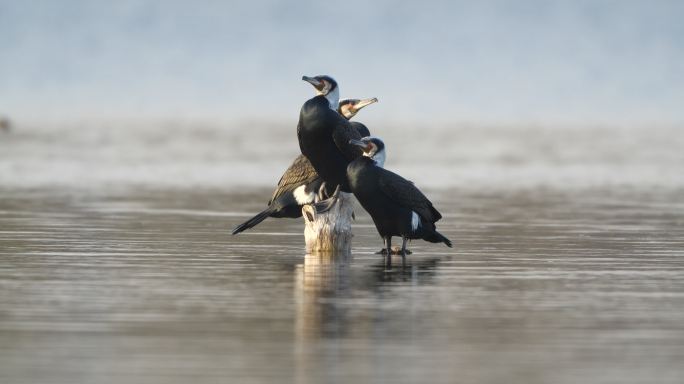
[346,136,452,267]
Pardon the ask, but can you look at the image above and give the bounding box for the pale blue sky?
[1,0,683,124]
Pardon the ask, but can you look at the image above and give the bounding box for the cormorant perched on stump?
[298,75,366,194]
[231,97,377,235]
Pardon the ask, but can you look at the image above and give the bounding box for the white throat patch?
[324,86,340,110]
[371,149,386,168]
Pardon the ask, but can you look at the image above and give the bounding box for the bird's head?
[302,75,340,109]
[349,136,386,168]
[338,97,378,120]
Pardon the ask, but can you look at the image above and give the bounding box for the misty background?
[1,1,683,190]
[1,0,683,125]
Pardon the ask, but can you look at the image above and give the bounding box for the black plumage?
[346,137,452,266]
[350,121,370,137]
[298,75,365,193]
[231,96,377,235]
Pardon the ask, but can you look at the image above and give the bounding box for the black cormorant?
[298,75,366,193]
[231,97,378,235]
[346,137,452,267]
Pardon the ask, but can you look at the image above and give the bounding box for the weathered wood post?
[301,192,354,253]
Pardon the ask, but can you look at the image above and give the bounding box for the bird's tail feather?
[231,207,274,235]
[423,228,453,247]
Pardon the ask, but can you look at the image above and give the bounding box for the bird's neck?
[323,87,340,110]
[368,150,385,168]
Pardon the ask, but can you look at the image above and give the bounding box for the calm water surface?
[1,186,683,384]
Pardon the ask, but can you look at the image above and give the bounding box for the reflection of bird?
[298,75,366,194]
[231,97,378,235]
[369,256,441,284]
[347,137,452,267]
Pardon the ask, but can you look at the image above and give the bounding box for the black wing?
[377,168,443,223]
[350,121,371,137]
[332,119,363,161]
[269,154,320,204]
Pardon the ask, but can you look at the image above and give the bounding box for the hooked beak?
[302,75,324,91]
[348,139,367,148]
[353,97,378,112]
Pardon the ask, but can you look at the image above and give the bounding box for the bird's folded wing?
[377,169,443,223]
[269,154,320,204]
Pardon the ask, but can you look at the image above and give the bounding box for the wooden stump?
[301,192,354,253]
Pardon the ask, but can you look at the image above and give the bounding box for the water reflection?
[294,251,443,341]
[2,188,683,384]
[292,249,445,382]
[368,256,442,285]
[293,252,349,384]
[295,252,352,340]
